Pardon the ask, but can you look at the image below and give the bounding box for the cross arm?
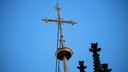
[42,17,77,25]
[61,20,77,25]
[42,18,58,23]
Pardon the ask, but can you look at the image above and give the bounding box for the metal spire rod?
[42,3,77,72]
[55,3,65,47]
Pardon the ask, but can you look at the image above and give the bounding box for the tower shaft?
[63,56,68,72]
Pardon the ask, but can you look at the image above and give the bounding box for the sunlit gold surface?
[56,47,73,60]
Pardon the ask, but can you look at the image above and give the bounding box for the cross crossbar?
[42,18,77,25]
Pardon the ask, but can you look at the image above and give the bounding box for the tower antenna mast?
[42,3,77,72]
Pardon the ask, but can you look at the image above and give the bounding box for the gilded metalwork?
[43,3,76,72]
[42,4,77,48]
[56,47,73,60]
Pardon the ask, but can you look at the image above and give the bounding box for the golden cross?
[42,3,77,47]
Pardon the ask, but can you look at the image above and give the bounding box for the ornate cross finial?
[43,4,77,25]
[42,3,77,47]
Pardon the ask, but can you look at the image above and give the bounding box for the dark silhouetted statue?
[100,64,112,72]
[77,61,87,72]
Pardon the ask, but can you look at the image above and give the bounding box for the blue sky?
[0,0,128,72]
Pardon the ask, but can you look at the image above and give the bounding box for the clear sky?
[0,0,128,72]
